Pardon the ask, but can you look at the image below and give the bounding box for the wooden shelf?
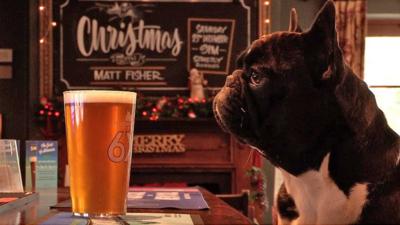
[136,118,216,122]
[132,163,235,170]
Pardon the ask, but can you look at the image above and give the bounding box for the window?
[364,37,400,133]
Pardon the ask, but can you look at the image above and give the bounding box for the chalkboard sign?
[188,18,235,75]
[57,0,256,92]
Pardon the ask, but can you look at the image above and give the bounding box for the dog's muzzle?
[213,71,244,130]
[213,70,260,145]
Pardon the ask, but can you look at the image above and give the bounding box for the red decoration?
[136,95,213,121]
[188,110,197,119]
[34,97,64,139]
[34,95,214,134]
[247,151,267,209]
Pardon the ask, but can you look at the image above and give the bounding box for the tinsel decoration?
[34,95,214,128]
[136,95,214,121]
[247,167,267,206]
[246,151,268,209]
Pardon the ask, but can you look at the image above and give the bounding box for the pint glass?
[30,156,37,191]
[63,90,136,217]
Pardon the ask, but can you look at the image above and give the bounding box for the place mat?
[39,212,203,225]
[51,187,209,210]
[128,187,209,210]
[0,192,39,213]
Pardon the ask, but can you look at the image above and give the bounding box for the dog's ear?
[288,8,302,32]
[303,0,343,83]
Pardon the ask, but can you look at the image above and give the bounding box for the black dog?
[213,1,400,224]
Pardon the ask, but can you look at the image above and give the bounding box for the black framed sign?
[58,0,255,92]
[187,18,235,75]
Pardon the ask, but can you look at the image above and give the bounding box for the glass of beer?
[63,90,136,218]
[30,156,37,191]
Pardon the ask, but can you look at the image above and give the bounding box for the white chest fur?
[279,153,369,225]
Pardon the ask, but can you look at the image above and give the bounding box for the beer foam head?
[63,90,136,104]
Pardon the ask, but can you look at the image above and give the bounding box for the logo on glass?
[108,131,131,163]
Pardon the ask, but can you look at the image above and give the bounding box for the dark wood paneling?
[0,0,39,185]
[132,119,236,194]
[132,168,233,193]
[134,120,233,166]
[0,0,29,140]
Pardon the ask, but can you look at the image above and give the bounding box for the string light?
[39,5,57,44]
[39,0,56,98]
[260,0,271,35]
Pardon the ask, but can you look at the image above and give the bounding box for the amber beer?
[63,90,136,217]
[30,156,37,191]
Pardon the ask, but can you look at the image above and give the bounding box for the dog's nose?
[224,70,243,88]
[225,75,236,87]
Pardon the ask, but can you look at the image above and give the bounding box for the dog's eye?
[250,71,262,84]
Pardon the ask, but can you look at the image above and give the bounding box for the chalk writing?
[77,17,183,57]
[188,18,235,75]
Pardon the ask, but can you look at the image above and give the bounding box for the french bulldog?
[213,1,400,224]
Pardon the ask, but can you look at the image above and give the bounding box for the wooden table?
[0,187,252,225]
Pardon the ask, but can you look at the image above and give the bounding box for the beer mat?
[51,187,210,210]
[0,192,39,213]
[127,187,209,210]
[39,212,203,225]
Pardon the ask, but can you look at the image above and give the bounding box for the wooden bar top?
[0,187,253,225]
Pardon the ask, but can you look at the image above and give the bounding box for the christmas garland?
[34,95,214,126]
[247,166,268,208]
[136,95,214,121]
[35,97,64,122]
